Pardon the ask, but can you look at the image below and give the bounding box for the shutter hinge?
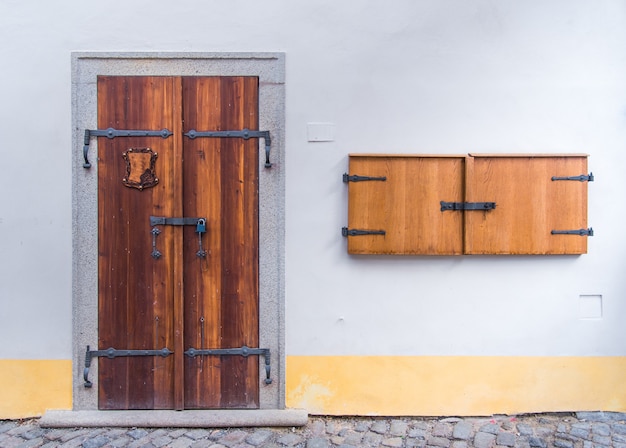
[440,201,496,211]
[342,227,386,237]
[551,173,594,182]
[343,173,387,182]
[551,228,594,236]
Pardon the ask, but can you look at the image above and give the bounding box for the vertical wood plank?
[218,76,259,408]
[182,77,224,408]
[171,77,185,410]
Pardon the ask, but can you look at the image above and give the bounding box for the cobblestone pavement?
[1,412,625,448]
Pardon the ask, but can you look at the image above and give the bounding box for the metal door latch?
[83,345,173,388]
[82,128,173,168]
[149,216,207,259]
[184,346,273,384]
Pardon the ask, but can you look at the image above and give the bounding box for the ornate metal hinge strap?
[83,345,173,388]
[551,173,594,182]
[150,216,207,259]
[342,227,386,237]
[440,201,496,211]
[82,128,173,168]
[184,129,273,168]
[551,228,594,236]
[343,173,387,182]
[184,346,273,384]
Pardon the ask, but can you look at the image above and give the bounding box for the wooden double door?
[97,76,260,409]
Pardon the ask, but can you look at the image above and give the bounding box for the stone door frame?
[71,52,286,410]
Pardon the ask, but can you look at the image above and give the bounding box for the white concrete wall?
[1,0,625,364]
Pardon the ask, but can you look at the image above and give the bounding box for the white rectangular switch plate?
[307,122,335,142]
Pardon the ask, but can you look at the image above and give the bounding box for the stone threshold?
[39,409,308,428]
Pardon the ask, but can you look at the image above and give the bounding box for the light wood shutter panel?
[346,155,465,255]
[464,154,589,255]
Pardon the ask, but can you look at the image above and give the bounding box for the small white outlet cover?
[307,122,335,142]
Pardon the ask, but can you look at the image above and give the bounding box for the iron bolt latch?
[440,201,496,211]
[149,216,208,259]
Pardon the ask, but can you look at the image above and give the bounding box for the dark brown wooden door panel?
[97,76,259,410]
[182,77,259,409]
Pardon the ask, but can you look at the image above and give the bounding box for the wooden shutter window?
[345,153,591,255]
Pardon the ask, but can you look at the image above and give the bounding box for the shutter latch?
[440,201,496,211]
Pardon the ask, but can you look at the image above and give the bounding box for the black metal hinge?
[184,129,272,168]
[342,227,386,237]
[184,346,272,384]
[82,128,173,168]
[83,345,173,388]
[551,173,594,182]
[343,173,387,182]
[551,228,594,236]
[440,201,496,211]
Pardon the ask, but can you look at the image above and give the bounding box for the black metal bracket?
[184,346,273,384]
[83,345,173,388]
[82,128,173,168]
[552,173,594,182]
[184,129,272,168]
[342,227,386,237]
[440,201,496,211]
[551,228,594,236]
[343,173,387,182]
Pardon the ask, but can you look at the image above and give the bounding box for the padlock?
[196,218,206,233]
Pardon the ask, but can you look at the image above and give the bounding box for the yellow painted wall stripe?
[2,357,624,418]
[286,356,626,416]
[0,360,72,419]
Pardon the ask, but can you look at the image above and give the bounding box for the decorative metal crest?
[122,148,159,190]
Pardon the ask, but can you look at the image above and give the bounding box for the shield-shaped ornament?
[122,147,159,190]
